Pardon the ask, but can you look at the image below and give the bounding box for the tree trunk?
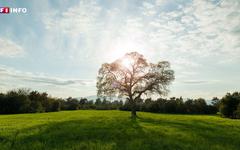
[131,100,137,119]
[129,97,137,119]
[131,108,137,119]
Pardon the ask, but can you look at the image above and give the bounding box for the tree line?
[120,97,218,114]
[0,89,60,114]
[0,89,123,114]
[0,89,239,119]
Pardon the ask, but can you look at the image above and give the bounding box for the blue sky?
[0,0,239,99]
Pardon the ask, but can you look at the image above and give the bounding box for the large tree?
[97,52,174,118]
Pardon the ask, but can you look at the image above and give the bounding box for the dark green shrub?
[220,92,240,118]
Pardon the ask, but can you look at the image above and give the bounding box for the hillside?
[0,110,240,150]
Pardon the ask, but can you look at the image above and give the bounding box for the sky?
[0,0,239,99]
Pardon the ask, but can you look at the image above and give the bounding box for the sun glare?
[106,37,149,61]
[121,57,134,69]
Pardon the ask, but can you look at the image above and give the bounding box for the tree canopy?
[97,52,175,118]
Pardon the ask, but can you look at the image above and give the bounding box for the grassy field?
[0,110,240,150]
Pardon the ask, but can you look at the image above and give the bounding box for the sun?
[106,37,148,61]
[121,57,134,70]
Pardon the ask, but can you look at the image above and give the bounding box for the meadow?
[0,110,240,150]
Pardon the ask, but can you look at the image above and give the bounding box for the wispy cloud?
[0,65,96,97]
[0,65,95,87]
[43,0,102,36]
[182,80,219,84]
[0,38,25,57]
[171,0,240,59]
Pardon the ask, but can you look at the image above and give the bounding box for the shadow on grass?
[2,116,240,150]
[138,116,240,149]
[5,118,148,150]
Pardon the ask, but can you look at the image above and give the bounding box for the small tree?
[97,52,174,118]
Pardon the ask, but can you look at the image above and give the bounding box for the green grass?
[0,110,240,150]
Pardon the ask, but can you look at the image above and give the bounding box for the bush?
[220,92,240,118]
[233,104,240,119]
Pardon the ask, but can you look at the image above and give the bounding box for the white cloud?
[34,0,240,98]
[142,2,157,16]
[40,0,240,66]
[177,0,240,59]
[137,0,240,65]
[43,0,102,36]
[0,38,25,57]
[40,0,104,63]
[171,58,201,69]
[155,0,167,6]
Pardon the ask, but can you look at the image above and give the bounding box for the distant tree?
[102,98,109,105]
[66,97,79,110]
[220,92,240,118]
[209,97,220,114]
[59,99,68,110]
[185,99,195,113]
[165,97,178,113]
[95,98,102,105]
[87,100,94,105]
[79,98,88,105]
[120,99,131,111]
[97,52,174,118]
[234,103,240,119]
[29,91,44,112]
[211,97,220,109]
[0,93,6,113]
[40,92,49,112]
[5,89,31,114]
[86,100,96,109]
[111,100,123,110]
[118,100,123,109]
[148,100,160,113]
[142,98,152,112]
[155,98,167,113]
[175,97,185,113]
[51,100,61,111]
[194,98,207,114]
[135,98,144,111]
[79,98,88,109]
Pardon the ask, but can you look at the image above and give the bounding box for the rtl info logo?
[0,7,27,14]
